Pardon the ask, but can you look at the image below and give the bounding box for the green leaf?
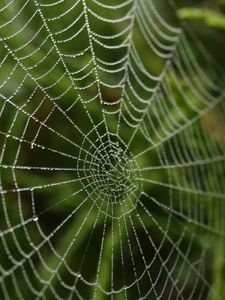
[178,8,225,30]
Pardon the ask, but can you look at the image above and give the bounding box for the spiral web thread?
[0,0,225,299]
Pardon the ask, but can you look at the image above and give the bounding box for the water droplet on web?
[31,142,34,149]
[33,215,38,222]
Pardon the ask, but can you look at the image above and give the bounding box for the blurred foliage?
[178,8,225,29]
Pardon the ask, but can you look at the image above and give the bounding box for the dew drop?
[33,215,38,222]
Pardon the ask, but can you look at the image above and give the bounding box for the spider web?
[0,0,225,299]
